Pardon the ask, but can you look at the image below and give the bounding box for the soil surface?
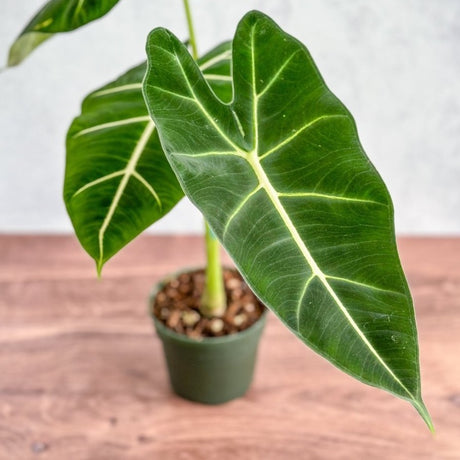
[152,268,265,339]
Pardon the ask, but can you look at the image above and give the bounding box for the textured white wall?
[1,0,459,234]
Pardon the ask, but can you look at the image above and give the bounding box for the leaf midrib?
[96,120,156,272]
[246,28,413,400]
[247,150,416,400]
[243,21,417,400]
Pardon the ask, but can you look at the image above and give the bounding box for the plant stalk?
[182,0,226,316]
[183,0,198,59]
[201,223,226,317]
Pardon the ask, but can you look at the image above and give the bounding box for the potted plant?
[7,0,433,430]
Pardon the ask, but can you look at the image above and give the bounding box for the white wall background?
[1,0,459,234]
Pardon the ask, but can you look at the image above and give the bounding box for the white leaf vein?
[72,170,125,198]
[97,121,157,269]
[73,116,150,138]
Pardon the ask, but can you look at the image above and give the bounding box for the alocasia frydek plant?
[7,0,432,429]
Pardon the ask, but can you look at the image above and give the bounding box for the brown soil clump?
[153,268,265,339]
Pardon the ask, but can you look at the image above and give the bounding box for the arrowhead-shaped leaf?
[64,42,233,272]
[8,0,121,66]
[143,12,432,428]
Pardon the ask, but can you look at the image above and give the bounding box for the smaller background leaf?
[8,0,121,66]
[64,41,233,272]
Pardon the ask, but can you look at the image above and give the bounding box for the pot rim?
[149,266,268,345]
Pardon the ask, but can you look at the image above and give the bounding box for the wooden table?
[0,236,458,459]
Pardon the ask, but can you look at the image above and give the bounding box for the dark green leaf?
[8,0,121,66]
[143,11,432,428]
[64,41,232,273]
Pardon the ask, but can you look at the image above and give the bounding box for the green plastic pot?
[150,269,267,404]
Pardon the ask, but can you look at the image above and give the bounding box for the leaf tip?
[6,50,20,67]
[96,260,104,279]
[413,399,435,434]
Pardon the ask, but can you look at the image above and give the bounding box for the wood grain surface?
[0,235,459,459]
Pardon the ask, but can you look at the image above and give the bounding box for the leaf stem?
[182,0,226,316]
[201,222,226,317]
[183,0,198,59]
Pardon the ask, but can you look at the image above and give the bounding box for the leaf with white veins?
[64,41,233,272]
[143,11,432,429]
[8,0,121,66]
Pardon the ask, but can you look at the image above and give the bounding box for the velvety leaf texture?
[143,11,432,428]
[8,0,121,66]
[64,41,233,272]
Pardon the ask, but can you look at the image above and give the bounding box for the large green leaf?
[143,12,432,428]
[64,41,233,273]
[8,0,121,66]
